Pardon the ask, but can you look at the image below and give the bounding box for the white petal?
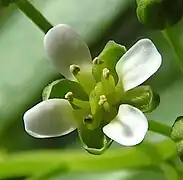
[116,39,162,91]
[44,24,92,80]
[23,99,77,138]
[103,104,148,146]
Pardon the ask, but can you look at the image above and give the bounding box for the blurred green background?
[0,0,183,179]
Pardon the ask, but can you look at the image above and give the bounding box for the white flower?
[23,24,162,147]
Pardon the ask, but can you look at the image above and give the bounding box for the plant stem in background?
[160,163,180,180]
[162,28,183,73]
[16,0,53,33]
[149,120,171,137]
[0,139,176,179]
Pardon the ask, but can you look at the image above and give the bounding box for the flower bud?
[171,116,183,162]
[136,0,183,30]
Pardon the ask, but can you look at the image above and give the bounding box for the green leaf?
[42,79,88,101]
[121,85,160,113]
[92,41,126,83]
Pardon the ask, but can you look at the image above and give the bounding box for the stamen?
[102,68,110,79]
[93,57,104,65]
[98,95,107,106]
[83,114,93,124]
[70,64,80,75]
[98,95,111,112]
[69,64,95,95]
[65,92,73,101]
[101,68,117,105]
[65,91,90,109]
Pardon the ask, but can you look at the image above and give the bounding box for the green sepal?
[92,41,126,83]
[77,125,112,155]
[120,85,160,113]
[42,79,88,101]
[171,116,183,162]
[99,41,126,75]
[136,0,183,30]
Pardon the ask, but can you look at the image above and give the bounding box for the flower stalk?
[161,28,183,73]
[16,0,53,33]
[0,139,176,179]
[149,120,171,137]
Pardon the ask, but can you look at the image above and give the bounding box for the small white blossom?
[23,24,162,147]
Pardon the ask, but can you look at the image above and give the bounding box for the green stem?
[149,120,171,137]
[160,163,180,180]
[0,139,176,179]
[15,0,53,33]
[162,28,183,73]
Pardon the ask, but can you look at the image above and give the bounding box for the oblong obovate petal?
[103,104,148,146]
[23,99,76,138]
[116,39,162,91]
[44,24,92,80]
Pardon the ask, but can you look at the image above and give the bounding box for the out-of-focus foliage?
[136,0,183,30]
[0,140,177,179]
